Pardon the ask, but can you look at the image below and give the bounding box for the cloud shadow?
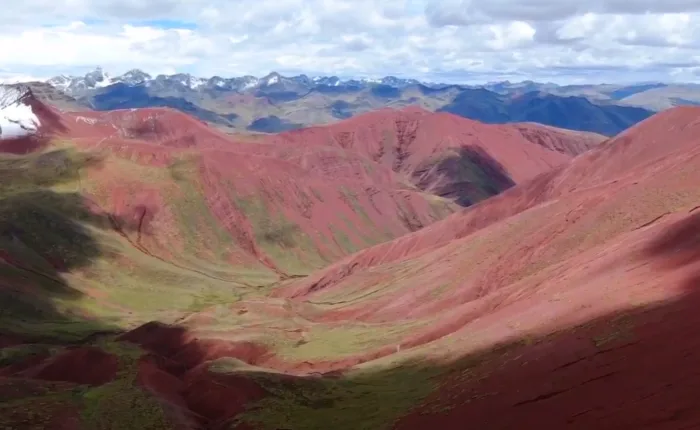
[0,148,141,344]
[412,145,515,206]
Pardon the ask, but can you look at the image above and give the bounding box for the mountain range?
[38,67,694,136]
[47,67,700,112]
[47,67,426,96]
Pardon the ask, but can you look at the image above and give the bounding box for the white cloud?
[0,74,49,84]
[2,0,700,84]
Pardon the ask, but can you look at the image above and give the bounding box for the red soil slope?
[0,93,456,276]
[511,122,606,155]
[277,108,684,299]
[0,88,599,278]
[22,347,119,386]
[76,105,700,429]
[262,106,700,428]
[0,87,613,429]
[264,107,603,205]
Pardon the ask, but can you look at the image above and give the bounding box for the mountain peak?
[260,72,282,86]
[123,69,150,77]
[117,69,152,85]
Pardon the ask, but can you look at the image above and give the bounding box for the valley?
[2,78,700,430]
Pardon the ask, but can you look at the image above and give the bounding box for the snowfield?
[0,85,41,139]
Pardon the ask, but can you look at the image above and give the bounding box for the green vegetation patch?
[80,339,171,430]
[0,343,62,367]
[235,193,328,275]
[167,157,238,263]
[237,362,443,430]
[0,339,171,430]
[274,323,418,362]
[426,194,458,221]
[330,224,360,254]
[339,187,373,226]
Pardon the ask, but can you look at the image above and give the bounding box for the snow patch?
[242,79,259,90]
[0,86,41,139]
[94,76,113,88]
[74,116,98,125]
[191,78,206,89]
[47,75,71,91]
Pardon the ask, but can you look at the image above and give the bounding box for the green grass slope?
[0,137,457,343]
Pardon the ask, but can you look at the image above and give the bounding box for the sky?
[2,0,700,85]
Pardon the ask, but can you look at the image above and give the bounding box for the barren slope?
[26,104,691,430]
[265,107,603,205]
[250,106,700,429]
[0,86,615,430]
[619,84,700,111]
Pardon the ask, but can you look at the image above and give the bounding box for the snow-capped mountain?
[48,67,114,95]
[375,76,421,87]
[0,85,41,140]
[45,67,450,97]
[313,76,342,86]
[118,69,152,85]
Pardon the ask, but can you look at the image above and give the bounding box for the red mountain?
[0,85,613,430]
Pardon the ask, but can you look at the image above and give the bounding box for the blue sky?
[2,0,700,84]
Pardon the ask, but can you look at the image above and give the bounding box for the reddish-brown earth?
[264,106,604,204]
[23,347,119,386]
[3,86,656,429]
[118,322,271,428]
[261,106,700,428]
[0,87,598,277]
[511,122,606,155]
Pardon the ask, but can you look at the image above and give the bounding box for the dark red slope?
[39,103,600,274]
[0,93,460,276]
[0,88,606,281]
[389,108,700,430]
[264,107,602,205]
[279,106,700,299]
[511,122,605,155]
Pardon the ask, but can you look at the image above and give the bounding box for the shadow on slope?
[89,83,238,127]
[0,148,138,343]
[439,90,653,136]
[228,212,700,430]
[0,148,223,430]
[247,115,304,133]
[4,200,700,429]
[412,145,515,207]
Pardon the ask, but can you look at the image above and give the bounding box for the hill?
[269,106,700,429]
[438,90,652,136]
[0,84,609,429]
[618,84,700,111]
[265,106,603,205]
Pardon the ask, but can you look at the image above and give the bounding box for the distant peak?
[260,71,282,86]
[86,66,109,78]
[123,68,150,76]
